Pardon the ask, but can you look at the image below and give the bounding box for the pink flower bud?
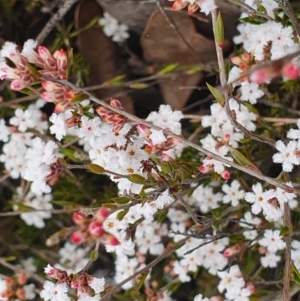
[38,46,52,60]
[221,170,230,180]
[199,164,212,173]
[95,208,110,223]
[88,221,104,236]
[100,233,120,245]
[41,91,56,102]
[72,211,88,225]
[246,282,255,293]
[241,53,251,63]
[223,243,244,257]
[136,124,151,138]
[282,63,300,80]
[250,69,269,84]
[44,264,56,276]
[42,80,57,91]
[54,100,72,113]
[10,79,25,91]
[110,98,123,109]
[231,56,241,65]
[70,231,85,244]
[53,49,67,71]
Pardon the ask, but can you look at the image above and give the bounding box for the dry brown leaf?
[75,0,134,113]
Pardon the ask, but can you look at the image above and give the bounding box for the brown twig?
[36,0,79,44]
[211,9,275,148]
[279,0,300,39]
[283,202,292,301]
[0,257,44,284]
[101,238,188,301]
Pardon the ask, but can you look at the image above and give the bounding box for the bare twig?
[221,0,275,21]
[101,238,188,301]
[211,9,275,148]
[0,257,44,284]
[279,0,300,39]
[36,0,79,44]
[283,202,292,301]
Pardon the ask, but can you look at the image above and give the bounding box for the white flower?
[240,81,264,104]
[99,12,129,43]
[273,140,300,172]
[146,104,183,135]
[149,129,167,145]
[222,180,245,206]
[197,0,216,15]
[40,281,70,301]
[10,108,36,132]
[258,229,285,253]
[192,184,223,213]
[245,183,275,216]
[0,119,10,142]
[194,293,210,301]
[261,252,281,268]
[49,113,68,141]
[89,277,105,294]
[78,293,101,301]
[24,283,36,300]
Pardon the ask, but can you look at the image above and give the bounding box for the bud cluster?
[0,273,35,301]
[44,264,105,297]
[96,98,128,132]
[70,208,120,246]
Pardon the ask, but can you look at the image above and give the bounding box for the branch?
[279,0,300,39]
[36,0,79,45]
[101,238,188,301]
[283,202,292,301]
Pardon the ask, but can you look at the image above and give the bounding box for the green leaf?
[67,48,73,78]
[70,93,89,104]
[228,147,260,173]
[128,82,148,89]
[129,174,146,184]
[280,226,290,237]
[158,63,179,75]
[131,271,149,297]
[105,75,126,87]
[86,163,106,174]
[157,209,168,223]
[291,263,300,286]
[90,250,99,262]
[242,101,259,115]
[2,256,17,262]
[102,203,118,210]
[117,210,127,221]
[215,12,224,48]
[52,200,80,208]
[206,82,224,105]
[27,64,41,78]
[111,196,131,204]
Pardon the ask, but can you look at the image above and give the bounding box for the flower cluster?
[0,273,35,301]
[42,265,105,301]
[70,208,120,246]
[99,12,129,43]
[168,0,216,15]
[258,229,285,268]
[245,182,296,222]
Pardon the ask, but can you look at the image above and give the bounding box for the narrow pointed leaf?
[206,82,224,105]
